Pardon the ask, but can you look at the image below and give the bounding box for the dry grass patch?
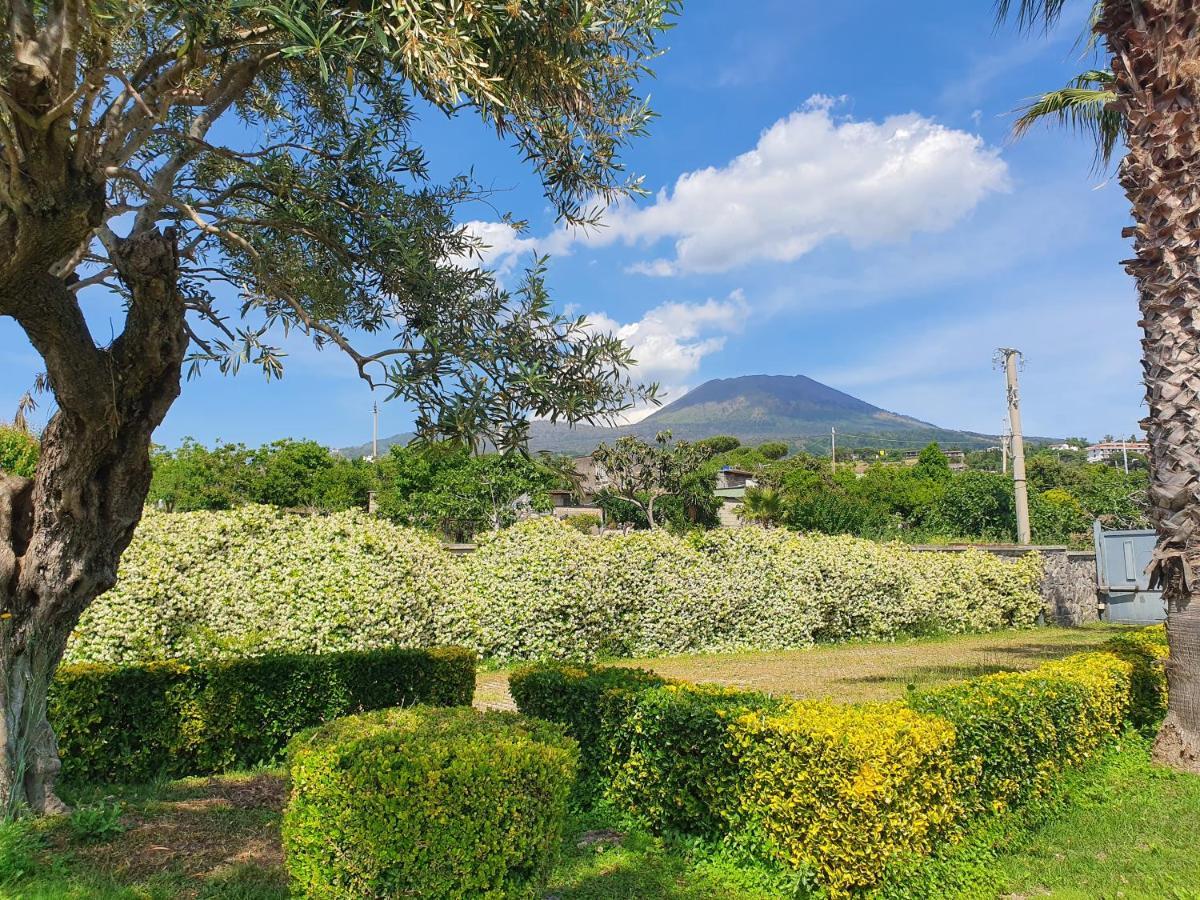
[475,626,1127,710]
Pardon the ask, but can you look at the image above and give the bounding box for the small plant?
[68,800,124,844]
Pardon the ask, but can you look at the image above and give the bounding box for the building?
[1086,441,1149,464]
[714,467,758,529]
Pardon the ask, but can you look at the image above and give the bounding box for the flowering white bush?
[65,506,466,664]
[67,510,1045,665]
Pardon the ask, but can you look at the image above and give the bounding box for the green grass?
[994,733,1200,900]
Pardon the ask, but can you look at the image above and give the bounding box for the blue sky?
[1,1,1143,448]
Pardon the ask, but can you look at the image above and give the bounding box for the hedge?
[465,518,1045,661]
[508,662,667,803]
[65,506,470,665]
[283,706,576,899]
[51,645,476,783]
[513,628,1168,896]
[69,512,1046,666]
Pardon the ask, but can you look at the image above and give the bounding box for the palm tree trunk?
[1101,0,1200,771]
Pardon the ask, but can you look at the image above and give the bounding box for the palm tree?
[737,486,786,528]
[999,0,1200,772]
[1013,69,1120,169]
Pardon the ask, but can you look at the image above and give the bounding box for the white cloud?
[451,220,541,275]
[598,97,1008,274]
[584,290,748,421]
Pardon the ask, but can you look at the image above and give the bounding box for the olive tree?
[0,0,676,814]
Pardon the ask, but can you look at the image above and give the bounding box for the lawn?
[5,624,1188,900]
[475,625,1126,710]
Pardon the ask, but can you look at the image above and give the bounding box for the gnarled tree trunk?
[1102,0,1200,771]
[0,228,187,813]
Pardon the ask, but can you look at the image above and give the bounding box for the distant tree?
[914,442,952,481]
[251,440,336,509]
[932,471,1015,542]
[757,441,789,461]
[0,426,38,478]
[148,440,256,511]
[376,443,552,539]
[695,435,741,455]
[592,431,709,529]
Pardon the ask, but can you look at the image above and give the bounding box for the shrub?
[734,701,962,896]
[1102,625,1169,728]
[468,519,1044,662]
[283,706,577,900]
[0,425,38,477]
[509,661,666,802]
[51,646,475,783]
[907,651,1135,815]
[562,513,601,534]
[610,683,782,837]
[65,506,469,665]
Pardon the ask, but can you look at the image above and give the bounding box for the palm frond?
[1012,70,1122,168]
[994,0,1072,31]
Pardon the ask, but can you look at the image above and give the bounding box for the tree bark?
[0,229,187,813]
[1100,1,1200,771]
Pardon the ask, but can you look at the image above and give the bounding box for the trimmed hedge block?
[51,645,476,783]
[734,701,962,895]
[610,684,782,837]
[283,706,577,899]
[509,662,666,802]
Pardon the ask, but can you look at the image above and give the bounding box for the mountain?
[338,374,1002,457]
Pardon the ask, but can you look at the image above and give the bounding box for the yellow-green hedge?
[513,628,1168,897]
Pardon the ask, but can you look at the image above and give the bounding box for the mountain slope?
[339,374,1001,457]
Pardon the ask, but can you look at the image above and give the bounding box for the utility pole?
[1121,441,1130,474]
[830,427,836,473]
[372,401,378,461]
[1001,431,1010,475]
[998,349,1031,545]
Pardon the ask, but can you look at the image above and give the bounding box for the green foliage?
[0,819,40,885]
[756,441,789,460]
[593,431,713,529]
[914,442,952,481]
[376,443,555,539]
[611,685,782,837]
[283,706,577,900]
[694,435,742,454]
[149,439,374,513]
[66,506,469,665]
[0,425,38,477]
[50,646,476,783]
[509,662,667,804]
[735,486,785,528]
[68,801,125,844]
[932,471,1016,541]
[562,513,602,534]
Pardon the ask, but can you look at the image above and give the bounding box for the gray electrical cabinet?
[1093,522,1166,624]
